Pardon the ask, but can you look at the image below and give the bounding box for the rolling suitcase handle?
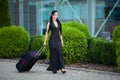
[34,46,45,58]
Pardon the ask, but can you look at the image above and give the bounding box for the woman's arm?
[43,22,50,46]
[60,33,64,46]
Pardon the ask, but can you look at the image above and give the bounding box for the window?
[105,0,120,20]
[60,4,80,20]
[96,3,105,19]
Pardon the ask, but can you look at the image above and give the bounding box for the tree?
[0,0,12,28]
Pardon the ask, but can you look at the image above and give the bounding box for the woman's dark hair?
[50,10,62,34]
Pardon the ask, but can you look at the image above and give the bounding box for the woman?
[43,10,66,74]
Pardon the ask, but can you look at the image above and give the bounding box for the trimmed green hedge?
[0,0,11,28]
[30,36,44,50]
[62,22,88,64]
[0,26,30,58]
[87,37,116,65]
[117,56,120,71]
[115,41,120,71]
[112,26,120,42]
[112,25,120,71]
[30,36,46,59]
[101,41,116,65]
[62,21,91,38]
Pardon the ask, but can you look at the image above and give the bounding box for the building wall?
[8,0,120,37]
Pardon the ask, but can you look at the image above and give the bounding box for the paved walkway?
[0,59,120,80]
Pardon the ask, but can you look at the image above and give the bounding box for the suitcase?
[16,46,44,72]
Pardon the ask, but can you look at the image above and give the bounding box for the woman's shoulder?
[47,22,52,28]
[47,22,50,26]
[48,21,52,25]
[47,21,53,26]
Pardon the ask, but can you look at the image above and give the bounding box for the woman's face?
[52,12,58,20]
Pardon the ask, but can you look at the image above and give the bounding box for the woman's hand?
[62,41,64,46]
[43,42,46,47]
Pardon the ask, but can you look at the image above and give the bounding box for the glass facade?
[9,0,120,38]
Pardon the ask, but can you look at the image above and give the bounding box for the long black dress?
[47,22,65,71]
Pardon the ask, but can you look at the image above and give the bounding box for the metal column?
[87,0,96,36]
[19,0,24,27]
[37,0,44,35]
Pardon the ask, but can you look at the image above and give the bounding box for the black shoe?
[61,69,66,74]
[52,71,57,74]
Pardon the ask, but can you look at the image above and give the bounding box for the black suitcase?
[16,46,44,72]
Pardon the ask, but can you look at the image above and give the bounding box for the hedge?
[116,41,120,71]
[112,25,120,42]
[112,25,120,71]
[0,26,30,58]
[87,37,116,65]
[62,21,91,38]
[117,57,120,71]
[62,22,88,64]
[30,36,46,59]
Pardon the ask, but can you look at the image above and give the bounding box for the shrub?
[100,41,116,65]
[30,36,44,50]
[87,37,116,65]
[112,25,120,42]
[44,44,50,61]
[30,36,47,59]
[0,26,30,58]
[0,0,11,28]
[116,41,120,71]
[116,41,120,57]
[62,23,87,64]
[87,37,104,63]
[117,57,120,71]
[112,25,120,71]
[62,21,91,38]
